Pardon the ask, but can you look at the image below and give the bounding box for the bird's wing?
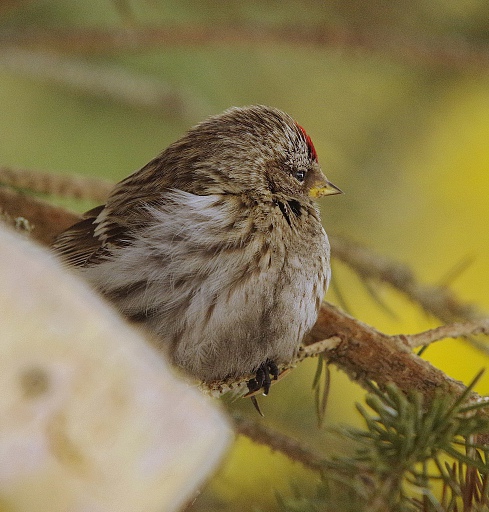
[53,159,174,267]
[52,205,107,267]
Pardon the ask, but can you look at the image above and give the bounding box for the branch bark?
[0,186,79,245]
[307,303,470,402]
[0,166,114,202]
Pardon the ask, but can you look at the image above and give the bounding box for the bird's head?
[162,105,342,202]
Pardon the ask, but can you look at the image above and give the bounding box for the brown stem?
[1,25,488,72]
[0,166,114,203]
[231,413,326,473]
[0,186,80,245]
[404,321,489,349]
[329,235,481,323]
[307,302,469,402]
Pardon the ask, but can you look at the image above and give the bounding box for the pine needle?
[279,374,489,511]
[312,355,330,427]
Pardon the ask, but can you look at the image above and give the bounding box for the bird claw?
[250,395,264,417]
[247,359,279,396]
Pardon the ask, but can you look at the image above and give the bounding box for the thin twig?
[0,47,211,121]
[329,235,482,323]
[231,412,326,473]
[299,337,342,357]
[404,321,489,349]
[1,24,489,72]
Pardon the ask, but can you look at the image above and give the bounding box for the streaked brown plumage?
[53,105,341,394]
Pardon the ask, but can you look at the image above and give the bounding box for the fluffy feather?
[53,105,336,384]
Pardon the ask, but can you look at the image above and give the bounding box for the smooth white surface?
[0,225,232,512]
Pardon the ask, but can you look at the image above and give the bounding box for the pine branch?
[307,303,482,410]
[278,380,489,511]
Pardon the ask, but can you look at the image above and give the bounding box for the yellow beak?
[309,180,343,199]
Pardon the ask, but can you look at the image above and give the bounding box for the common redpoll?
[53,105,341,395]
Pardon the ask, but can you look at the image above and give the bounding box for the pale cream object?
[0,225,232,512]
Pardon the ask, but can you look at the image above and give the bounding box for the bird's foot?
[247,359,279,396]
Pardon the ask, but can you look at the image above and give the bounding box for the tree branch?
[329,235,482,323]
[0,166,114,203]
[1,24,488,72]
[0,47,210,121]
[0,186,79,245]
[307,302,471,403]
[404,321,489,349]
[231,413,326,473]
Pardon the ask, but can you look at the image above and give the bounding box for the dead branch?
[1,24,488,72]
[0,166,114,203]
[307,303,471,403]
[329,235,482,323]
[0,47,210,121]
[0,186,79,245]
[404,321,489,349]
[231,413,326,473]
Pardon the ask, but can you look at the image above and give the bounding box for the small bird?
[53,105,341,395]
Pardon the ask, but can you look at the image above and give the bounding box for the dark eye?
[294,170,306,182]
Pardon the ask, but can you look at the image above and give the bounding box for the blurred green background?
[2,1,489,509]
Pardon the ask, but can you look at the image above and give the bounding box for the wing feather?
[52,158,174,267]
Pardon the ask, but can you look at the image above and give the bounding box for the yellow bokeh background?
[2,1,489,509]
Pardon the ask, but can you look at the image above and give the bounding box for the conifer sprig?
[280,372,489,511]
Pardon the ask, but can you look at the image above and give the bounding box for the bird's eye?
[294,170,306,182]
